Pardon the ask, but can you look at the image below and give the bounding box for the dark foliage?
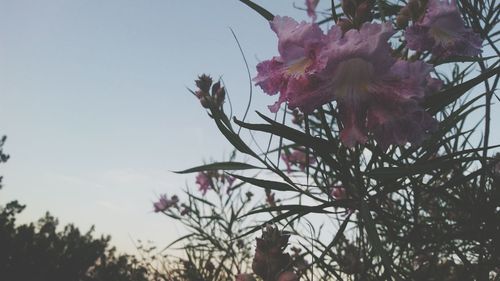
[0,200,151,281]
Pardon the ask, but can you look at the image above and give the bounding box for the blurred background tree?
[0,136,159,281]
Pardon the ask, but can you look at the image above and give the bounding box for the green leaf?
[234,112,338,157]
[187,193,216,207]
[316,213,352,262]
[160,233,195,252]
[239,0,274,21]
[425,65,499,114]
[236,209,307,238]
[228,174,297,192]
[241,202,344,218]
[433,55,497,66]
[360,201,395,278]
[173,162,262,174]
[212,111,257,157]
[367,156,482,179]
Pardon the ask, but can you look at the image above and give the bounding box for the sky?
[0,0,327,254]
[1,0,498,255]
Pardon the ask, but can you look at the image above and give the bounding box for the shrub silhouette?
[0,200,151,281]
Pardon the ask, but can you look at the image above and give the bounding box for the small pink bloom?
[405,0,482,58]
[281,148,316,173]
[225,175,236,194]
[266,191,277,207]
[306,0,319,21]
[195,172,212,195]
[226,175,236,188]
[330,186,347,200]
[153,194,179,212]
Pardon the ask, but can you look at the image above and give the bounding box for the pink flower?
[257,18,441,148]
[405,0,482,58]
[330,186,347,200]
[254,16,327,112]
[282,148,316,172]
[225,175,236,188]
[180,206,190,216]
[196,172,212,195]
[153,194,179,212]
[266,190,277,207]
[316,23,439,148]
[306,0,319,21]
[364,60,440,148]
[223,175,236,194]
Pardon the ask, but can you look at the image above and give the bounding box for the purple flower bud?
[342,0,357,17]
[153,194,179,212]
[196,172,212,196]
[214,86,226,107]
[195,74,213,93]
[252,226,292,280]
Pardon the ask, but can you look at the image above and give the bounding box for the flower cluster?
[254,17,441,148]
[193,74,226,109]
[404,0,483,58]
[153,194,179,212]
[195,171,235,196]
[255,1,481,148]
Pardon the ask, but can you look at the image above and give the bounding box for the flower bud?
[355,1,373,23]
[195,74,212,93]
[266,190,277,207]
[245,191,254,200]
[198,94,211,108]
[405,0,429,21]
[341,0,357,17]
[408,0,421,14]
[330,186,347,200]
[211,81,221,96]
[252,226,291,280]
[399,5,411,17]
[396,14,410,28]
[180,206,190,216]
[214,86,226,107]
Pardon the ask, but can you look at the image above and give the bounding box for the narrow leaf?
[173,162,262,174]
[239,0,274,21]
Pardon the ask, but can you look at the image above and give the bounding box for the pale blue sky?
[1,0,498,254]
[0,0,326,253]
